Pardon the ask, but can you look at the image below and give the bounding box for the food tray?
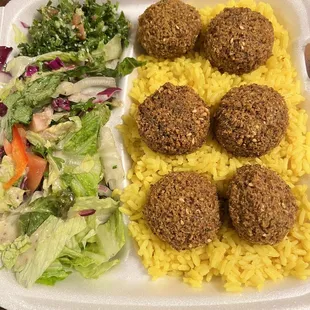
[1,0,310,309]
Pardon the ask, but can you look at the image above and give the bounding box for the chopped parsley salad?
[0,0,143,288]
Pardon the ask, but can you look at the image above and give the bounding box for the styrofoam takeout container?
[1,0,310,309]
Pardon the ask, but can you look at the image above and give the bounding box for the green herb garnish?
[18,0,130,57]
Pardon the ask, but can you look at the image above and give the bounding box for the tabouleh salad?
[0,0,143,287]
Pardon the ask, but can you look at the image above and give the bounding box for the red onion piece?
[0,103,8,117]
[20,21,30,29]
[24,65,39,77]
[0,146,5,160]
[52,97,71,112]
[93,87,121,104]
[0,46,13,71]
[98,184,112,197]
[45,57,64,70]
[20,176,28,190]
[79,209,96,217]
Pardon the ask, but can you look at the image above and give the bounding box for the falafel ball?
[228,165,297,245]
[137,0,202,59]
[214,84,288,157]
[201,7,274,75]
[136,83,210,155]
[144,172,221,251]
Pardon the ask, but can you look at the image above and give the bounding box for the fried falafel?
[202,7,274,75]
[144,171,221,251]
[214,84,288,157]
[228,165,298,245]
[136,83,210,155]
[137,0,202,59]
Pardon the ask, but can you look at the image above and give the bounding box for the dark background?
[0,0,10,6]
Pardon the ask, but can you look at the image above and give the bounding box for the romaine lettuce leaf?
[0,235,31,269]
[92,35,122,61]
[45,152,102,197]
[1,186,26,211]
[6,51,86,78]
[60,104,111,156]
[18,212,50,237]
[68,197,119,224]
[6,56,36,79]
[40,118,81,141]
[36,259,71,286]
[65,57,144,79]
[19,190,75,236]
[116,57,145,77]
[12,105,33,124]
[0,77,25,102]
[0,156,15,183]
[2,74,64,141]
[23,74,64,108]
[1,92,21,141]
[96,209,125,261]
[12,24,27,45]
[58,209,124,279]
[60,173,99,197]
[59,242,120,279]
[26,131,50,151]
[59,152,102,197]
[26,116,82,149]
[72,256,119,279]
[42,154,64,193]
[36,51,88,63]
[15,215,86,288]
[59,244,120,279]
[67,197,119,247]
[0,156,25,212]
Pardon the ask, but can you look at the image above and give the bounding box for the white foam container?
[1,0,310,309]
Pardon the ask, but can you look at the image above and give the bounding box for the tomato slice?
[25,153,47,192]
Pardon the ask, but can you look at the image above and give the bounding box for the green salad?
[0,0,143,288]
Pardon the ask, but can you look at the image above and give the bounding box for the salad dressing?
[0,214,19,244]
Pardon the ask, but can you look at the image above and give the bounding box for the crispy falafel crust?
[214,84,288,157]
[144,172,221,251]
[202,7,274,75]
[137,0,202,59]
[228,165,298,245]
[136,82,210,155]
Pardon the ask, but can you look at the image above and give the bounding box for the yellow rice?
[119,0,310,292]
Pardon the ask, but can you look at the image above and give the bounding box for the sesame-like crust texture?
[137,0,202,59]
[214,84,288,157]
[228,165,298,245]
[137,83,210,155]
[202,7,274,75]
[144,172,221,251]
